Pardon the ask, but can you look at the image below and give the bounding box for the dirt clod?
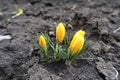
[96,57,119,80]
[0,0,120,80]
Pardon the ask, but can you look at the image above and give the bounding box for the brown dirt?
[0,0,120,80]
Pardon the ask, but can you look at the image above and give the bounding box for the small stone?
[111,10,119,17]
[70,5,77,10]
[0,12,3,16]
[68,24,73,29]
[0,35,12,41]
[59,73,64,76]
[49,31,55,37]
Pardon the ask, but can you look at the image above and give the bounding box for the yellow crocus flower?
[69,30,85,49]
[68,30,85,56]
[39,35,47,51]
[56,22,66,44]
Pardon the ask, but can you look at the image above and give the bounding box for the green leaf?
[76,57,97,61]
[50,44,55,50]
[12,5,23,18]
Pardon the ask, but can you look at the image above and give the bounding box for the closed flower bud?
[39,35,47,51]
[69,30,85,50]
[68,30,85,56]
[56,23,66,44]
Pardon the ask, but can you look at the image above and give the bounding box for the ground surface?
[0,0,120,80]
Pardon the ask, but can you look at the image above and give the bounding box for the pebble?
[0,35,12,41]
[49,31,55,37]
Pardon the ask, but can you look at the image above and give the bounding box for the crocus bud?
[68,30,85,56]
[39,35,47,51]
[56,22,66,44]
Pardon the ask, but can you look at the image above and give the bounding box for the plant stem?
[55,43,61,61]
[44,51,49,60]
[65,60,72,66]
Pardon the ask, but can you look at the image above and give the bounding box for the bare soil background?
[0,0,120,80]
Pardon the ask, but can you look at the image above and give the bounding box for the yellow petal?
[73,30,85,40]
[71,36,84,55]
[39,35,47,51]
[56,22,66,44]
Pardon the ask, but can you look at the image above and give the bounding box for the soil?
[0,0,120,80]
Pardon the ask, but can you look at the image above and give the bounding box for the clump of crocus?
[34,22,89,65]
[66,30,85,65]
[39,35,49,60]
